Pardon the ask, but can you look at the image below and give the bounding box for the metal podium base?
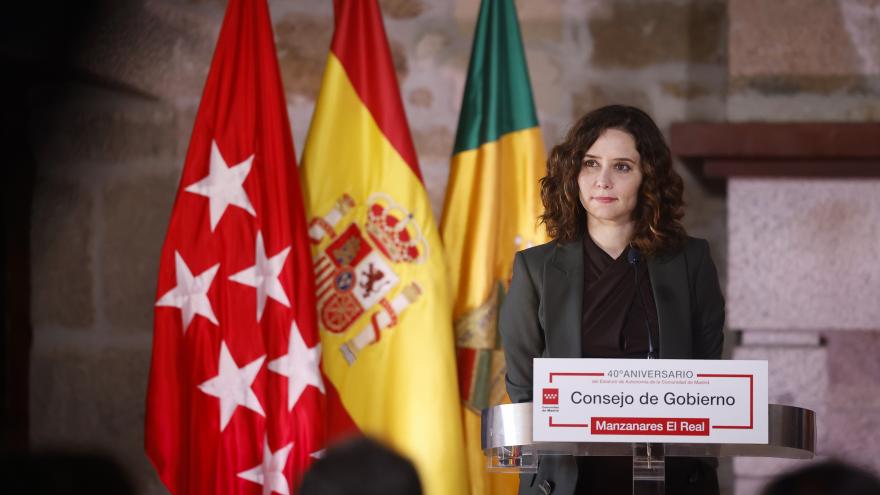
[482,403,816,495]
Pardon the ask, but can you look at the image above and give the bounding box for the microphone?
[627,247,641,266]
[627,247,656,359]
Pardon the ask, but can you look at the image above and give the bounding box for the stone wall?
[726,1,880,493]
[24,1,879,494]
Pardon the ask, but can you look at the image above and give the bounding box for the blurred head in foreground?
[761,460,880,495]
[299,436,422,495]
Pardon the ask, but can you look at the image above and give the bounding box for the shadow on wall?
[1,450,137,494]
[1,0,121,456]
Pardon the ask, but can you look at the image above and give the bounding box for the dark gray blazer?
[499,236,725,495]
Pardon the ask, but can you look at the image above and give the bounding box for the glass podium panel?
[632,443,664,495]
[482,402,815,495]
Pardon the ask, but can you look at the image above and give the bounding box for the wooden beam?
[670,123,880,178]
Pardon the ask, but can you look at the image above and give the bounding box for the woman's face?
[577,128,643,225]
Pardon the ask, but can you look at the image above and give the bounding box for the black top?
[576,236,716,494]
[580,234,659,359]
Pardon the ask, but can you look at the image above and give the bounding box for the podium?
[481,402,815,494]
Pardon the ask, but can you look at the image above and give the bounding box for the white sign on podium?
[533,358,768,444]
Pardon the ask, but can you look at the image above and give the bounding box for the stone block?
[734,340,829,464]
[71,1,217,100]
[739,331,822,347]
[174,102,200,161]
[729,75,876,96]
[734,476,771,495]
[822,410,880,470]
[840,0,880,74]
[661,81,714,100]
[31,178,95,329]
[420,157,450,222]
[680,192,727,300]
[825,388,880,415]
[819,332,880,472]
[381,0,426,19]
[275,13,333,100]
[101,172,179,332]
[728,179,880,330]
[408,87,434,108]
[30,346,157,493]
[589,0,726,68]
[571,84,652,120]
[143,472,171,495]
[527,48,564,116]
[540,121,563,153]
[450,0,563,49]
[680,175,726,252]
[725,90,880,122]
[518,0,563,42]
[414,31,453,61]
[733,341,828,414]
[30,86,179,169]
[729,0,872,78]
[827,331,880,411]
[412,125,454,160]
[733,331,880,482]
[389,38,410,83]
[453,0,483,35]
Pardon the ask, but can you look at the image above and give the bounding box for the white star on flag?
[185,140,257,231]
[268,320,325,411]
[237,436,294,495]
[155,251,220,333]
[229,231,291,321]
[198,341,266,431]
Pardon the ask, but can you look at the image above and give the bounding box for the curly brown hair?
[539,105,686,256]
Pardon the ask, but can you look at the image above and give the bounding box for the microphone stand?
[627,247,656,360]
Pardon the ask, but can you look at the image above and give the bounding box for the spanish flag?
[300,1,467,494]
[441,0,548,493]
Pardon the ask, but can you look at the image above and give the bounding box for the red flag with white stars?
[146,1,355,493]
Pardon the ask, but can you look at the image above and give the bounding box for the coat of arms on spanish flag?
[300,2,468,495]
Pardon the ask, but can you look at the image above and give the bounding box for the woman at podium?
[500,105,725,495]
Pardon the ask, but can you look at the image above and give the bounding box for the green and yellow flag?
[441,0,548,493]
[301,2,467,495]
